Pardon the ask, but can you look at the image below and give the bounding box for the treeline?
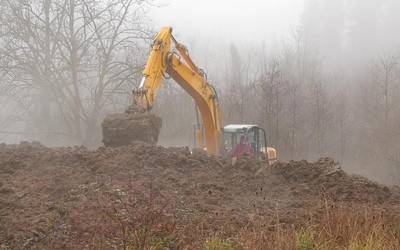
[156,0,400,184]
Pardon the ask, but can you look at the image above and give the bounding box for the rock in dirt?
[101,112,162,147]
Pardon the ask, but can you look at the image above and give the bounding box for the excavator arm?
[130,27,222,154]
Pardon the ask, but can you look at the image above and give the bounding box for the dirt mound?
[272,158,392,203]
[101,113,162,146]
[0,143,398,248]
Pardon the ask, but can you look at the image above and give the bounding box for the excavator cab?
[222,125,277,164]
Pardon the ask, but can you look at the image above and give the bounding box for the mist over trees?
[156,0,400,184]
[0,0,399,184]
[0,0,152,145]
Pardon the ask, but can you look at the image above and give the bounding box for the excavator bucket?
[101,112,162,147]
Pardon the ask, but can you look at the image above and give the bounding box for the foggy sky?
[149,0,305,44]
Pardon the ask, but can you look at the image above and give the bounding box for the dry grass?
[236,203,400,250]
[25,188,400,250]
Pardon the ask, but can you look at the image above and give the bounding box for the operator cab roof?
[223,124,259,133]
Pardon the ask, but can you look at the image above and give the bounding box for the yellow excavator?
[102,27,277,164]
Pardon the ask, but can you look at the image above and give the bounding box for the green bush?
[296,229,318,250]
[203,237,241,250]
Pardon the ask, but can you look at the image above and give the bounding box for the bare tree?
[0,0,152,146]
[255,52,282,148]
[379,54,398,129]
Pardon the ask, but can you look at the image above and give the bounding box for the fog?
[0,0,400,184]
[149,0,304,43]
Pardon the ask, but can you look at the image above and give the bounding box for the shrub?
[295,228,318,250]
[203,237,241,250]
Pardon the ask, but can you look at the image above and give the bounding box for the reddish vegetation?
[0,142,399,249]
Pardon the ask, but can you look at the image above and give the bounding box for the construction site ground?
[0,142,399,249]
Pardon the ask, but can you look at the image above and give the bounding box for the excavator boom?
[103,27,222,154]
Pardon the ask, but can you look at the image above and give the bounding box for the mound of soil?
[101,113,162,147]
[271,158,392,203]
[0,142,398,248]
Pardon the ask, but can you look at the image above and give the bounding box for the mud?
[0,142,398,248]
[101,112,162,146]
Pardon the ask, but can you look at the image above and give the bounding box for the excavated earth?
[102,113,162,147]
[0,142,399,248]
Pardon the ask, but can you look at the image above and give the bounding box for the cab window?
[222,127,267,156]
[257,128,267,153]
[223,132,235,152]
